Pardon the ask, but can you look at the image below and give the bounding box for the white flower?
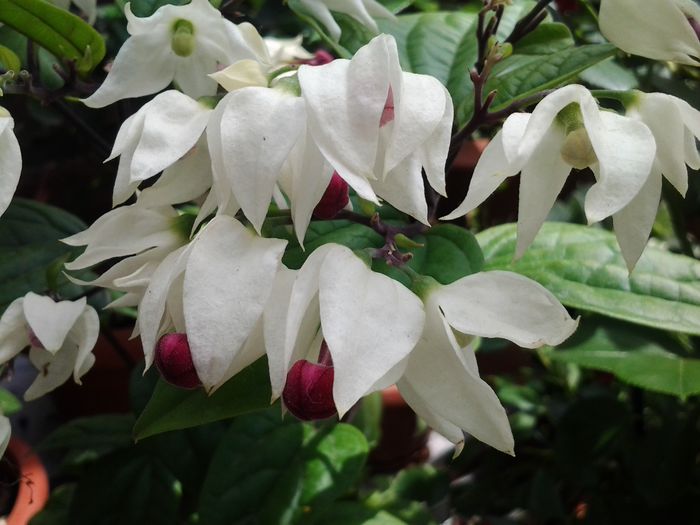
[63,203,192,308]
[613,92,700,268]
[0,414,9,458]
[0,293,99,401]
[51,0,97,24]
[82,0,267,107]
[264,244,425,417]
[206,85,306,233]
[0,107,21,219]
[264,36,313,65]
[443,85,656,266]
[298,34,453,224]
[138,215,287,391]
[599,0,700,66]
[106,90,212,206]
[296,0,395,41]
[398,272,578,454]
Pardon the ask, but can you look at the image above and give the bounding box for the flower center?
[556,103,597,169]
[171,19,196,58]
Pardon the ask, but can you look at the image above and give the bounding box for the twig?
[505,0,553,44]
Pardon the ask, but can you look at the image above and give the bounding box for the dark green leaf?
[351,391,382,449]
[542,318,700,399]
[40,414,134,455]
[133,357,272,440]
[29,485,75,525]
[68,451,181,525]
[128,0,189,17]
[0,0,105,75]
[0,199,88,313]
[280,221,384,270]
[199,411,369,525]
[477,222,700,335]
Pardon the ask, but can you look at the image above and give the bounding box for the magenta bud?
[380,87,395,127]
[313,172,350,219]
[283,359,336,421]
[304,50,334,66]
[155,333,202,390]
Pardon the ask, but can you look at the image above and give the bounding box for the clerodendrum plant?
[0,0,699,462]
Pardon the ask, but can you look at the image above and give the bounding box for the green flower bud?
[171,19,196,58]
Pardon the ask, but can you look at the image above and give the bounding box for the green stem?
[578,0,599,23]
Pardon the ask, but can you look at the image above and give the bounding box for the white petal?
[441,128,521,220]
[263,266,299,400]
[613,167,663,271]
[0,415,10,458]
[210,60,269,92]
[636,94,688,196]
[0,298,29,364]
[138,137,213,207]
[418,84,454,197]
[517,85,600,165]
[63,205,180,269]
[23,294,86,353]
[599,0,700,66]
[319,246,425,417]
[585,111,656,223]
[298,0,343,40]
[129,91,211,182]
[436,271,578,348]
[385,73,448,178]
[183,216,286,390]
[25,346,79,401]
[218,87,306,233]
[139,244,193,367]
[82,33,175,108]
[515,127,570,258]
[400,303,514,453]
[0,117,21,218]
[67,306,100,383]
[299,36,396,200]
[286,128,335,244]
[372,153,429,224]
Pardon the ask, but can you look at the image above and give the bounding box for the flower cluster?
[1,0,699,458]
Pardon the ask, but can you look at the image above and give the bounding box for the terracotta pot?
[4,438,49,525]
[368,386,429,473]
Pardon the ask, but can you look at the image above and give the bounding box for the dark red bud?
[313,172,350,219]
[155,333,202,390]
[283,358,336,421]
[304,50,334,66]
[555,0,579,14]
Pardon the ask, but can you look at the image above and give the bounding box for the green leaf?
[580,57,639,91]
[199,411,369,525]
[541,318,700,399]
[133,357,272,440]
[351,391,382,449]
[128,0,189,17]
[279,220,384,270]
[0,199,88,313]
[68,451,182,525]
[40,414,135,466]
[0,44,20,72]
[477,222,700,336]
[0,387,21,415]
[0,0,105,75]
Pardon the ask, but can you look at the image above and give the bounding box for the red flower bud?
[155,333,201,390]
[304,50,335,66]
[313,172,349,219]
[283,349,336,421]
